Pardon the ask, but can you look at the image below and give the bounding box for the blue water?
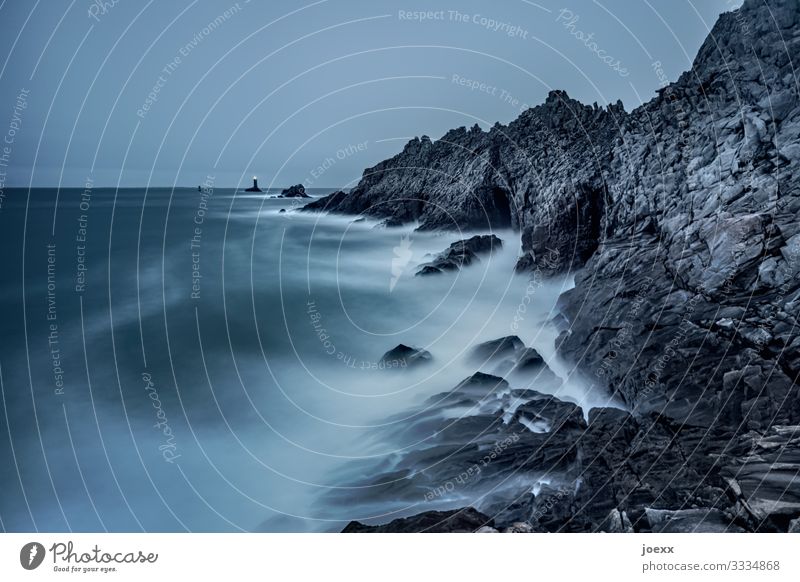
[0,186,601,532]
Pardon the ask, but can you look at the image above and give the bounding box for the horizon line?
[0,185,344,191]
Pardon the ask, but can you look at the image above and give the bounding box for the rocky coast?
[306,0,800,532]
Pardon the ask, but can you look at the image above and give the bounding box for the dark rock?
[470,336,524,362]
[513,347,545,371]
[415,235,502,276]
[452,372,509,395]
[342,507,492,533]
[416,265,444,276]
[379,344,432,369]
[453,234,503,255]
[468,337,559,385]
[278,208,286,213]
[720,425,800,531]
[511,394,586,434]
[279,184,309,198]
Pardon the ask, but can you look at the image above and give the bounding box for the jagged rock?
[510,394,586,435]
[514,348,545,371]
[469,337,557,383]
[720,425,800,530]
[341,507,492,532]
[279,184,309,198]
[379,344,432,369]
[452,371,509,394]
[415,235,502,276]
[553,0,800,435]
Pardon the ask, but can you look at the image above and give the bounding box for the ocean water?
[0,186,615,532]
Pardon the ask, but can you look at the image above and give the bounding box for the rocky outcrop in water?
[321,0,800,532]
[379,344,432,369]
[416,234,502,276]
[279,184,310,198]
[470,335,525,362]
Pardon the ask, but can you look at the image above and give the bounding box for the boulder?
[279,184,309,198]
[470,336,524,362]
[415,235,502,276]
[379,344,432,369]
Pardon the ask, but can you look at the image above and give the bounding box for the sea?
[0,186,616,532]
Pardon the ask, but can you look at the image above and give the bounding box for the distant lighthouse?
[245,175,263,193]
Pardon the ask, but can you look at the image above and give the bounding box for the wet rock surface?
[415,235,502,276]
[470,335,524,363]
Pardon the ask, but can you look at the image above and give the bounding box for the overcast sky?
[0,0,741,189]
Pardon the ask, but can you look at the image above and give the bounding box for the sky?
[0,0,742,189]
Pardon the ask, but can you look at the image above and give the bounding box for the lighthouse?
[245,175,263,193]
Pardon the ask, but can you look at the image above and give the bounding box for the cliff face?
[310,0,800,531]
[307,90,624,273]
[559,0,800,427]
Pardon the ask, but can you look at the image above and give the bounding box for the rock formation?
[279,184,310,198]
[415,234,502,275]
[379,344,433,369]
